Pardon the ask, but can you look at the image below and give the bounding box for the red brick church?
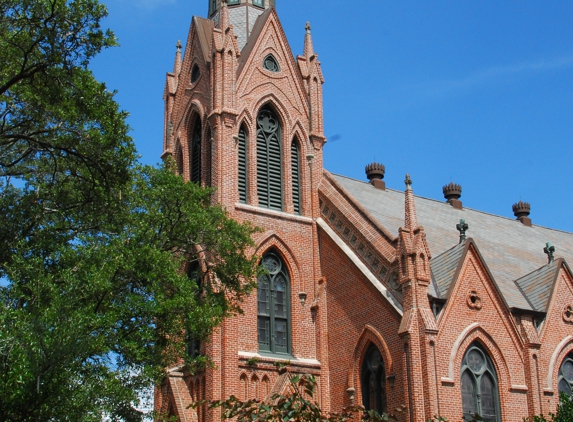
[154,1,573,420]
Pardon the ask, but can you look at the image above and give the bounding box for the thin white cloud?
[407,54,573,100]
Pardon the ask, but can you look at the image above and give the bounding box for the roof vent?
[443,182,462,210]
[512,200,532,227]
[365,162,385,190]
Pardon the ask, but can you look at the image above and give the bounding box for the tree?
[524,393,573,422]
[0,1,260,421]
[197,369,407,422]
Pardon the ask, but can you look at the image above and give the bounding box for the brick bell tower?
[158,0,328,420]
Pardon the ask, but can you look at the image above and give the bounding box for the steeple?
[303,21,314,58]
[208,0,275,51]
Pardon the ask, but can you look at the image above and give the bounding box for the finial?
[405,174,412,190]
[305,22,311,34]
[176,40,182,51]
[544,242,555,264]
[456,219,469,244]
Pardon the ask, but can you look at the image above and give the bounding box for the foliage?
[0,1,261,421]
[196,369,407,421]
[523,392,573,422]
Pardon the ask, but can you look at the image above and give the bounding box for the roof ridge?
[329,172,573,235]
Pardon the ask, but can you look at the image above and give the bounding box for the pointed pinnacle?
[405,174,412,190]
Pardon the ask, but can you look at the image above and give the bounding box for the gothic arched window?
[461,343,501,422]
[190,117,202,184]
[256,106,282,211]
[361,344,387,414]
[558,353,573,395]
[238,125,248,203]
[291,138,301,214]
[257,251,290,354]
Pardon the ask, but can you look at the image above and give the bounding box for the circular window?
[263,54,280,72]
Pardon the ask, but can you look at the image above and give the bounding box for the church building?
[155,1,573,420]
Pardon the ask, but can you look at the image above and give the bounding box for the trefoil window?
[263,54,280,72]
[257,252,290,354]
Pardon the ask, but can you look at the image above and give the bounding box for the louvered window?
[257,252,290,354]
[175,140,184,176]
[291,139,301,214]
[256,107,282,210]
[190,119,202,184]
[461,343,501,422]
[361,344,387,414]
[238,126,248,203]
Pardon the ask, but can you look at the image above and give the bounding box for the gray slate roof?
[515,260,561,312]
[331,173,573,311]
[430,243,465,299]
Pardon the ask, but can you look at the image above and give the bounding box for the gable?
[235,9,309,118]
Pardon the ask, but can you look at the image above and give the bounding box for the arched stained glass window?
[558,354,573,395]
[291,138,301,214]
[257,251,290,354]
[256,107,282,211]
[238,125,248,203]
[190,118,202,184]
[361,344,386,414]
[461,343,501,422]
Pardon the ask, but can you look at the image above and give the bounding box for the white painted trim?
[235,203,314,224]
[316,217,403,315]
[445,322,480,383]
[238,351,321,366]
[547,335,573,390]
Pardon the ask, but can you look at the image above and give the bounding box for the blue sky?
[91,0,573,233]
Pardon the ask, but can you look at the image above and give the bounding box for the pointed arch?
[257,249,291,354]
[251,373,260,399]
[239,373,249,401]
[290,136,301,214]
[349,325,394,387]
[204,124,212,187]
[175,139,184,176]
[256,103,283,210]
[253,231,302,286]
[546,335,573,391]
[251,94,292,132]
[261,375,271,399]
[238,123,248,203]
[444,323,512,395]
[189,113,202,184]
[460,342,501,421]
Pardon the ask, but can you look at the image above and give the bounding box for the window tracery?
[257,251,290,354]
[461,343,500,422]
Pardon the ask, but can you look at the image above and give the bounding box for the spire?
[303,21,314,58]
[219,0,230,30]
[174,40,182,75]
[404,174,418,231]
